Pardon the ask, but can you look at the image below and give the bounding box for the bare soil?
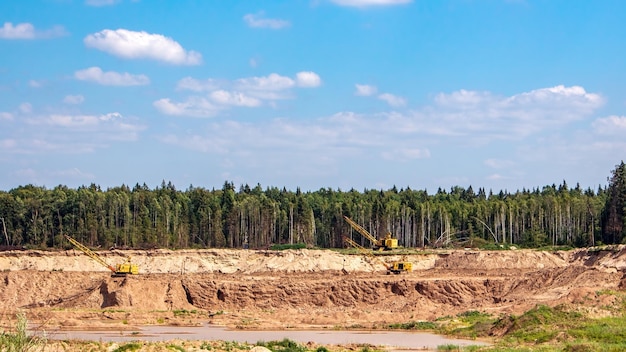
[1,246,626,333]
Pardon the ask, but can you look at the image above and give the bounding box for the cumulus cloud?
[592,115,626,135]
[38,112,141,137]
[210,90,262,107]
[177,77,219,92]
[236,73,296,91]
[296,72,322,87]
[378,93,406,107]
[0,112,14,121]
[435,85,603,113]
[0,22,67,39]
[153,97,220,118]
[2,107,146,162]
[355,84,377,96]
[75,67,150,86]
[160,71,323,117]
[84,29,202,65]
[151,84,609,192]
[63,95,85,105]
[429,85,604,138]
[243,12,290,29]
[330,0,412,7]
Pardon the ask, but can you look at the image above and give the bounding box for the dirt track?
[1,247,626,331]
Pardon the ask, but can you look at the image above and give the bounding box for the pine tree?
[601,161,626,244]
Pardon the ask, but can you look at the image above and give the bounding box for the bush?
[113,342,143,352]
[269,243,307,251]
[0,312,46,352]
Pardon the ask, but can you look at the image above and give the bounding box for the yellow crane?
[343,236,412,274]
[343,216,398,251]
[64,235,138,276]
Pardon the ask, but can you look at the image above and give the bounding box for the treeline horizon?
[1,161,624,250]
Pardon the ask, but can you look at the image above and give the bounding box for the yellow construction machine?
[65,235,138,276]
[343,236,412,274]
[343,215,398,251]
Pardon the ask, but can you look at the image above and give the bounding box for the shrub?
[0,312,46,352]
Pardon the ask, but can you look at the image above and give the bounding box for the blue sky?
[1,0,625,193]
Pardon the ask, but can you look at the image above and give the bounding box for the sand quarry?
[1,246,626,334]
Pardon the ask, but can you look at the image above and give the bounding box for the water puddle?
[49,324,488,350]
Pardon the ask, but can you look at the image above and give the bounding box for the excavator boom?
[343,216,379,244]
[343,216,398,250]
[64,235,116,273]
[65,235,138,275]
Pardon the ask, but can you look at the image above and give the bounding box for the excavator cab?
[389,261,412,274]
[115,256,139,276]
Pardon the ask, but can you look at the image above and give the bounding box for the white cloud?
[484,158,515,169]
[378,93,406,107]
[19,103,32,114]
[592,115,626,135]
[160,71,320,117]
[236,73,296,91]
[63,95,85,105]
[3,111,145,156]
[52,168,95,181]
[84,29,202,65]
[210,90,262,107]
[149,85,612,192]
[243,12,290,29]
[0,22,35,39]
[1,139,17,148]
[487,174,507,181]
[0,112,14,121]
[29,80,44,88]
[75,67,150,86]
[39,112,125,129]
[296,71,322,87]
[47,114,101,127]
[176,77,219,92]
[85,0,121,6]
[330,0,412,7]
[505,85,603,111]
[153,97,220,118]
[428,85,604,139]
[355,84,377,96]
[381,148,430,161]
[0,22,67,39]
[434,89,489,107]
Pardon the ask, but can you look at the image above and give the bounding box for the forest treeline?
[1,162,625,250]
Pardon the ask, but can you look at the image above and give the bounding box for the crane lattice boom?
[64,235,117,273]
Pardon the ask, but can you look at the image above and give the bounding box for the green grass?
[385,292,626,351]
[173,309,198,317]
[0,312,47,352]
[256,338,307,352]
[269,243,307,250]
[112,342,143,352]
[167,344,187,351]
[436,344,461,351]
[387,321,437,330]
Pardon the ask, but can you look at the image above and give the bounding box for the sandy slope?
[1,246,625,331]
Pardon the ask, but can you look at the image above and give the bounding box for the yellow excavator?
[343,236,412,274]
[343,216,398,251]
[64,235,138,276]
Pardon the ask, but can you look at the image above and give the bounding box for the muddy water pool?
[50,324,488,350]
